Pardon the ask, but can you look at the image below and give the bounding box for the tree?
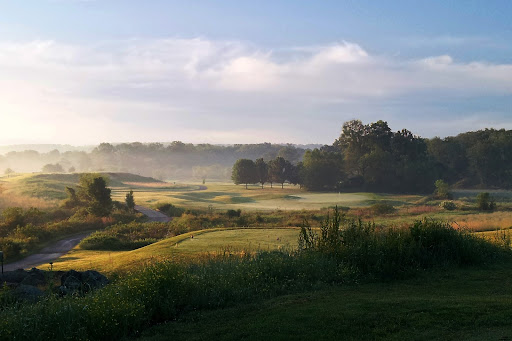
[4,168,14,177]
[477,192,496,211]
[255,158,268,188]
[68,166,76,173]
[231,159,258,189]
[434,179,452,199]
[42,163,64,173]
[302,149,343,191]
[125,190,135,212]
[63,186,80,208]
[77,174,113,216]
[268,157,289,189]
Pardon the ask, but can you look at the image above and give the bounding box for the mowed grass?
[137,263,512,341]
[111,181,423,211]
[51,228,300,273]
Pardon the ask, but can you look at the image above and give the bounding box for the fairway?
[52,228,300,272]
[110,181,423,211]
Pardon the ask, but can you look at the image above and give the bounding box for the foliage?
[125,190,135,212]
[434,179,452,199]
[301,148,343,191]
[476,192,496,211]
[77,174,113,217]
[370,202,396,215]
[299,207,506,279]
[226,209,242,218]
[255,158,268,188]
[41,163,64,173]
[155,203,184,217]
[440,200,457,210]
[79,222,170,250]
[231,159,258,189]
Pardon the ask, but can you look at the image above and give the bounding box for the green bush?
[370,202,395,215]
[156,203,184,217]
[440,201,457,210]
[477,192,496,211]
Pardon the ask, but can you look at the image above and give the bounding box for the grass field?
[110,181,427,211]
[51,228,300,273]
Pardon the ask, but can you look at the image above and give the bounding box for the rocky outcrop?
[60,270,109,295]
[0,268,109,302]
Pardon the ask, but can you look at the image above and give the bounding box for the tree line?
[231,119,512,192]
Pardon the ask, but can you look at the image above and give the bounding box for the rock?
[60,270,109,295]
[0,269,29,284]
[20,268,46,286]
[12,284,44,303]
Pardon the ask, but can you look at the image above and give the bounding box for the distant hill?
[0,144,95,155]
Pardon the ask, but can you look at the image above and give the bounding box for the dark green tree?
[231,159,258,189]
[255,158,268,188]
[125,190,135,212]
[77,174,113,216]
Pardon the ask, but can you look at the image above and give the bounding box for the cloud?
[0,38,511,144]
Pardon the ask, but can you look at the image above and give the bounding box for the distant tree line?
[0,142,309,181]
[231,120,512,192]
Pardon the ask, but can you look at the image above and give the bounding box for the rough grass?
[137,263,512,341]
[1,219,509,341]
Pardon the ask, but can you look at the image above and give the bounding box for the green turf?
[52,228,300,272]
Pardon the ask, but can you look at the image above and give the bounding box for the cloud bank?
[1,38,511,145]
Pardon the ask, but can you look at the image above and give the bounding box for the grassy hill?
[52,228,300,273]
[1,172,164,201]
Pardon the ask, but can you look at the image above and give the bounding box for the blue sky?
[0,1,511,145]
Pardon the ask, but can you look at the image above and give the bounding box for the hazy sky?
[1,0,511,145]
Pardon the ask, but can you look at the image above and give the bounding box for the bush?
[477,192,496,211]
[440,201,457,211]
[156,203,184,217]
[370,203,395,215]
[226,209,241,218]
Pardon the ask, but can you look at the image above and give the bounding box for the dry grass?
[450,212,512,232]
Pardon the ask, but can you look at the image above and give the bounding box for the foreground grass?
[137,263,512,341]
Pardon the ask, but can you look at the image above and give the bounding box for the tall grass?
[0,211,509,340]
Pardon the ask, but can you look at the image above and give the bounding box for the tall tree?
[125,190,135,212]
[255,158,268,189]
[231,159,258,189]
[77,174,113,217]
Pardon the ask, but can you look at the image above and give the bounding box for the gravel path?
[135,205,172,222]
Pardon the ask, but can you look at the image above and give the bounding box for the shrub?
[370,202,395,215]
[226,209,241,218]
[440,201,457,211]
[156,203,184,217]
[477,192,496,211]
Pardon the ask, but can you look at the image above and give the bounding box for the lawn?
[52,228,300,273]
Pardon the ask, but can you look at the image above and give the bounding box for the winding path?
[135,205,172,222]
[4,232,91,271]
[3,206,171,271]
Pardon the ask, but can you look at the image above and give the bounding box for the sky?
[0,0,511,145]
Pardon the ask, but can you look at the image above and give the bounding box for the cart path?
[135,205,172,222]
[3,206,170,271]
[4,232,91,271]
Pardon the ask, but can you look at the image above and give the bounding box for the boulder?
[12,284,44,303]
[60,270,109,295]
